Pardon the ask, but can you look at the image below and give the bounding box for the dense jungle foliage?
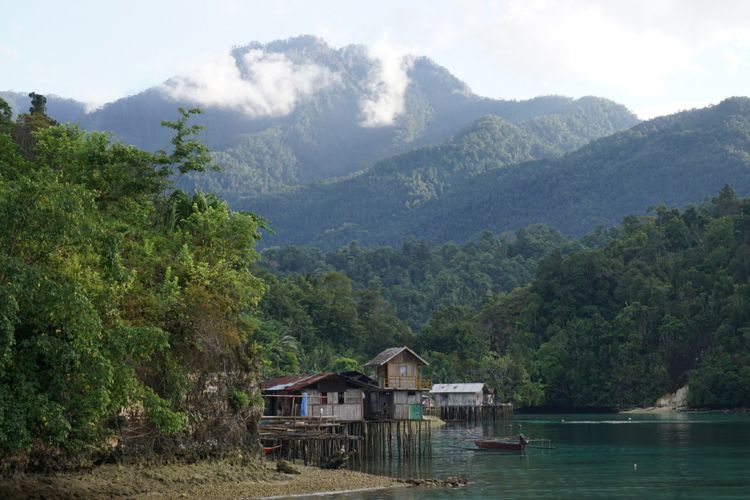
[261,224,584,329]
[0,96,266,457]
[2,92,749,463]
[256,189,750,409]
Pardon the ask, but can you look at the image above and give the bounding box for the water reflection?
[334,413,750,499]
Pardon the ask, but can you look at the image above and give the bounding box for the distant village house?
[429,383,493,407]
[363,346,431,420]
[259,346,434,422]
[260,372,373,422]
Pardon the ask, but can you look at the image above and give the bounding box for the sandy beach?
[619,406,677,414]
[0,459,405,499]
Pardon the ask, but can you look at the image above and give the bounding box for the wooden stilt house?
[364,346,431,420]
[261,372,373,422]
[429,383,493,407]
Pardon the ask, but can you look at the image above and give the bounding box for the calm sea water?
[334,413,750,499]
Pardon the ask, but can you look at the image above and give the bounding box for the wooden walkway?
[425,404,513,423]
[259,416,431,466]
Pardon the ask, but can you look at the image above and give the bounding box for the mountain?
[3,36,637,196]
[247,97,750,249]
[0,91,88,122]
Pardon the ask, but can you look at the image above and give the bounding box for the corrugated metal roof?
[430,383,485,394]
[261,373,334,392]
[364,346,429,367]
[261,372,373,392]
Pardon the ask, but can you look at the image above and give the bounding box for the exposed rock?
[656,385,689,410]
[400,476,468,488]
[114,370,264,462]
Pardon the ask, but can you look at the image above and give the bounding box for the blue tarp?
[300,392,308,416]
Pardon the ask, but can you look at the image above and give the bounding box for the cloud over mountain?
[359,46,414,127]
[160,49,340,117]
[159,39,416,127]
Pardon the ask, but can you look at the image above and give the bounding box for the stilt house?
[364,346,431,420]
[429,383,493,407]
[261,372,373,421]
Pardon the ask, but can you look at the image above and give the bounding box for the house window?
[321,392,328,404]
[400,366,407,377]
[408,391,416,397]
[338,392,345,404]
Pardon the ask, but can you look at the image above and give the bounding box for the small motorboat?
[474,434,529,451]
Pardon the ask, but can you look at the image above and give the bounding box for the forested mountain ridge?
[260,224,582,330]
[2,36,638,197]
[246,99,633,248]
[255,188,750,409]
[413,96,750,241]
[248,97,750,249]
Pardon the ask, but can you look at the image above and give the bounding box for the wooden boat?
[263,444,282,455]
[474,434,529,451]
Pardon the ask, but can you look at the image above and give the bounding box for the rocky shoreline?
[0,459,407,499]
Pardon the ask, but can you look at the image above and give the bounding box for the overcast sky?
[3,0,750,119]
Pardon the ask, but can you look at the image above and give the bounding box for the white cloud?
[357,0,750,116]
[721,48,746,74]
[0,43,20,60]
[466,1,697,98]
[160,49,340,117]
[359,44,414,127]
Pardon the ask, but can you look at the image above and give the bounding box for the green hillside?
[248,97,750,248]
[255,188,750,408]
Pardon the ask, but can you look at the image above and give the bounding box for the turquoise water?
[335,413,750,499]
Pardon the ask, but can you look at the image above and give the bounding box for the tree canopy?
[0,97,266,457]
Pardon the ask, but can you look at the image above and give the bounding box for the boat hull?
[474,439,525,451]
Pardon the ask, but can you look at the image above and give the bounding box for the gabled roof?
[339,370,379,388]
[364,346,429,367]
[430,383,486,394]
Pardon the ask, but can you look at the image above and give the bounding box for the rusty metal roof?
[364,346,429,367]
[261,372,373,392]
[261,373,333,392]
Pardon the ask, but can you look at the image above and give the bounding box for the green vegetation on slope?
[247,97,636,249]
[247,97,750,249]
[261,224,582,329]
[0,97,265,460]
[4,87,749,469]
[257,189,750,409]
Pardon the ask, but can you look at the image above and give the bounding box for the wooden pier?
[259,416,431,466]
[426,404,513,423]
[355,420,432,462]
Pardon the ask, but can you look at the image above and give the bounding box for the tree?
[0,105,268,456]
[28,92,47,115]
[157,107,215,175]
[480,353,542,406]
[0,98,12,133]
